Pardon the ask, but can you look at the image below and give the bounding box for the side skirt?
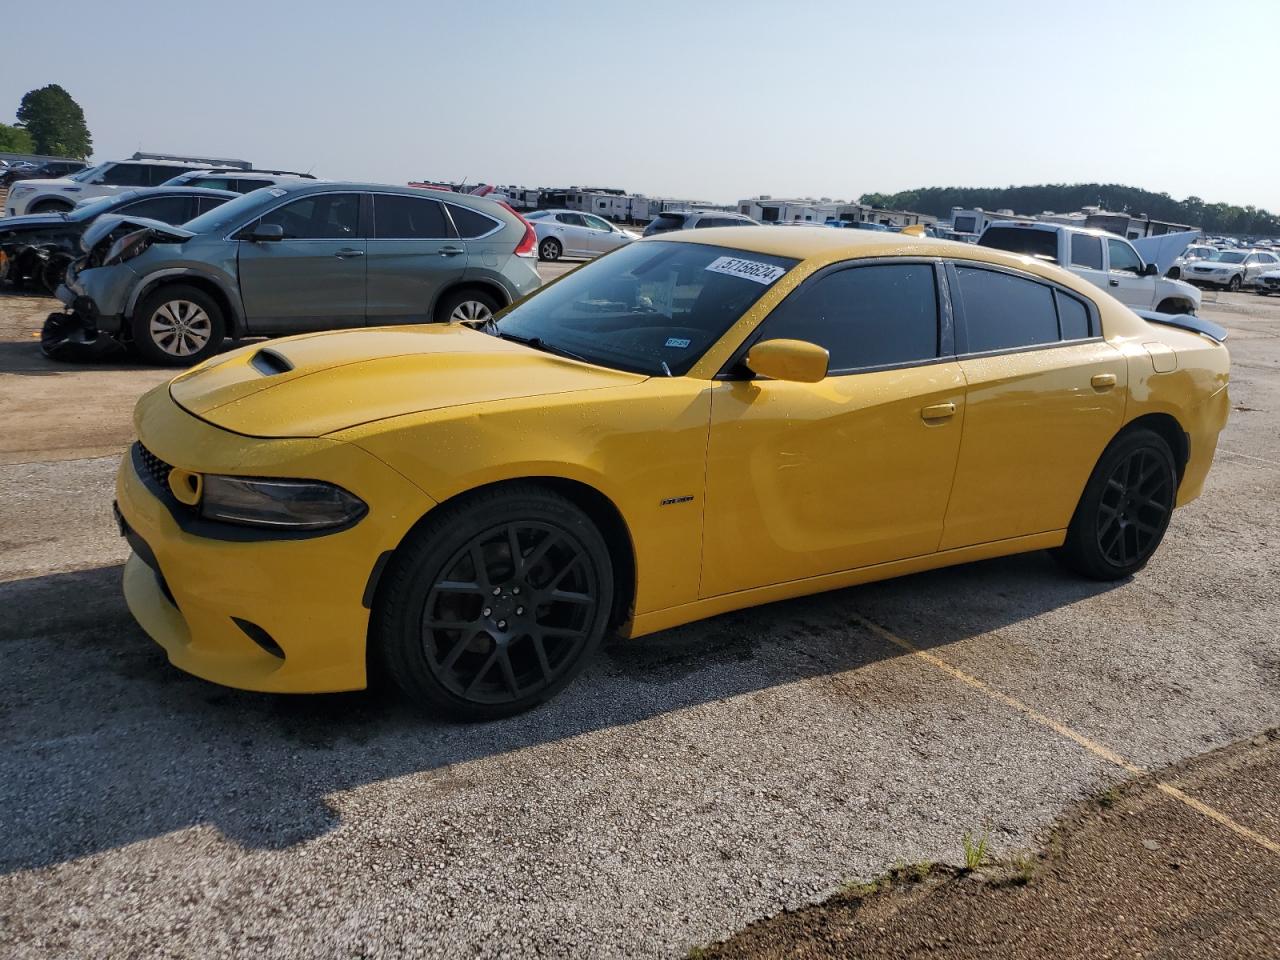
[626,530,1067,639]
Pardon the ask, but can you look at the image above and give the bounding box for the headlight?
[102,228,153,267]
[199,476,367,530]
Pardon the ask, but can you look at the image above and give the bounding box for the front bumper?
[116,386,437,693]
[1184,271,1233,287]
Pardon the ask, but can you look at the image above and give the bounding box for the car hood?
[169,324,647,438]
[79,214,194,253]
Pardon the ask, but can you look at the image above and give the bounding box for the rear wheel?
[434,287,499,326]
[131,284,226,366]
[374,484,614,720]
[539,237,562,261]
[1054,428,1177,580]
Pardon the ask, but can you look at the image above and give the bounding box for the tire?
[40,311,125,363]
[434,287,500,326]
[1227,274,1242,292]
[1054,428,1177,580]
[29,199,73,214]
[130,284,226,366]
[538,237,562,261]
[1155,298,1194,315]
[373,484,615,720]
[40,253,73,294]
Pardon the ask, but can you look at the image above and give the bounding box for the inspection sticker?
[665,337,691,348]
[704,256,786,285]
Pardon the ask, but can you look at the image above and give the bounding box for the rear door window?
[756,263,940,371]
[954,266,1060,353]
[102,163,150,187]
[977,227,1059,262]
[1070,234,1104,269]
[373,194,450,239]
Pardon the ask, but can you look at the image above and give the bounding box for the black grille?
[136,443,173,492]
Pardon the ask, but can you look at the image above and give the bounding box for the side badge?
[660,495,694,506]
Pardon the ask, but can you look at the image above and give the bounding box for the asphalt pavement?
[1,280,1277,959]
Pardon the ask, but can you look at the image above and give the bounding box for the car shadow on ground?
[0,552,1120,875]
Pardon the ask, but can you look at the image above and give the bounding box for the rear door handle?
[335,248,364,259]
[1108,278,1119,287]
[921,402,957,421]
[439,246,464,257]
[1091,373,1117,390]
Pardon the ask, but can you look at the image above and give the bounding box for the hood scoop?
[249,347,294,376]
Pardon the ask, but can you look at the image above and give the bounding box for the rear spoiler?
[1133,308,1227,344]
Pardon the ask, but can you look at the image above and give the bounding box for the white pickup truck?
[978,220,1201,315]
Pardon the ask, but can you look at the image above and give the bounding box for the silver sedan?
[526,209,639,261]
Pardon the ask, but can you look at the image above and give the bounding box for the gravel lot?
[1,277,1277,959]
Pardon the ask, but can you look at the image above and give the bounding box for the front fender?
[1154,276,1202,309]
[126,266,246,334]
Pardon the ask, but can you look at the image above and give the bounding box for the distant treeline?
[857,184,1280,237]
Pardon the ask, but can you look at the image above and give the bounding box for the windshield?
[1215,252,1246,263]
[179,189,278,234]
[493,241,797,376]
[67,194,130,221]
[69,163,109,183]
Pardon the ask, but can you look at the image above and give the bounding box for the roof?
[648,225,1107,294]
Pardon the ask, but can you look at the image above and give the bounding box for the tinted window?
[978,227,1058,262]
[447,203,499,238]
[555,212,587,227]
[1070,234,1104,269]
[102,163,150,187]
[191,176,235,191]
[256,193,360,239]
[1056,291,1091,340]
[145,165,186,186]
[195,195,231,215]
[955,266,1059,352]
[117,195,194,224]
[494,241,797,376]
[374,194,449,238]
[234,179,276,194]
[759,263,938,371]
[1107,239,1142,274]
[583,214,612,231]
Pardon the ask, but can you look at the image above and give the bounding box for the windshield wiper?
[495,331,593,365]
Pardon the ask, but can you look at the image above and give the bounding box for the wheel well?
[1124,413,1189,482]
[432,280,511,322]
[134,276,239,336]
[1155,297,1193,314]
[380,476,638,633]
[30,198,74,213]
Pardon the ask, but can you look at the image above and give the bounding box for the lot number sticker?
[705,256,786,285]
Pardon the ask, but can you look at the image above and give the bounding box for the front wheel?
[1054,428,1177,580]
[29,199,74,215]
[434,288,500,326]
[373,484,614,720]
[130,284,226,366]
[1227,275,1242,292]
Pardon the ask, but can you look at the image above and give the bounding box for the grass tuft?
[962,829,991,871]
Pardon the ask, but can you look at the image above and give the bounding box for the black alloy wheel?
[375,485,614,719]
[1094,447,1174,568]
[1054,428,1177,580]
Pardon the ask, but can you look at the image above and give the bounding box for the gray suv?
[54,182,541,365]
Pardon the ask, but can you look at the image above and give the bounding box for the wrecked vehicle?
[2,187,237,294]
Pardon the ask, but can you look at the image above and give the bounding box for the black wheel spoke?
[439,628,479,672]
[498,649,521,696]
[1095,444,1175,569]
[550,589,592,606]
[464,648,501,696]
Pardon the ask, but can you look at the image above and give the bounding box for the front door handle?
[921,402,957,422]
[1091,373,1117,390]
[439,246,464,257]
[335,248,364,259]
[1108,278,1120,287]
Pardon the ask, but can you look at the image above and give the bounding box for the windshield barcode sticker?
[705,256,786,285]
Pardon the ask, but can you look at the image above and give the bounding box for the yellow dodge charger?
[115,229,1230,718]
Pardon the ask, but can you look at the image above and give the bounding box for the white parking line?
[850,613,1280,857]
[1217,448,1280,467]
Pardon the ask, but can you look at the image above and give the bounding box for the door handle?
[921,402,957,421]
[438,246,464,257]
[334,248,364,259]
[1091,373,1117,390]
[1108,278,1119,287]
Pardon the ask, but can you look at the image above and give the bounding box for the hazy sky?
[4,0,1278,210]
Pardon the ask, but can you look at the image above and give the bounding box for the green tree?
[15,84,92,158]
[0,122,35,153]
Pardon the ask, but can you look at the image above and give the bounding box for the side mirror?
[1143,262,1158,276]
[247,223,284,242]
[745,339,829,383]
